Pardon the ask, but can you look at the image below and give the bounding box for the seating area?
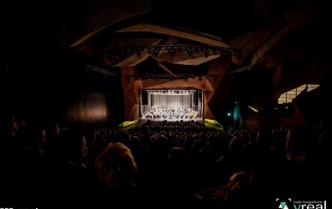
[0,118,328,208]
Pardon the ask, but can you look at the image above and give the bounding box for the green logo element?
[279,201,288,209]
[276,198,291,209]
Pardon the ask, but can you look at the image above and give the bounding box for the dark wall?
[0,51,124,127]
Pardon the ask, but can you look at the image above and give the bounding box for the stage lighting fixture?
[177,46,183,54]
[136,48,142,57]
[194,46,200,54]
[204,48,209,57]
[147,47,152,54]
[153,47,160,56]
[169,47,176,57]
[212,47,218,55]
[186,47,193,57]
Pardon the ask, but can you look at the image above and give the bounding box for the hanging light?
[153,47,160,56]
[204,47,210,57]
[169,47,176,57]
[136,48,142,57]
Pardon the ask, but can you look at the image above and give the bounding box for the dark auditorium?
[0,0,330,208]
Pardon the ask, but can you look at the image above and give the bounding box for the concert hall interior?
[0,0,330,208]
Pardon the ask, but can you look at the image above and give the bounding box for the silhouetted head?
[95,142,137,188]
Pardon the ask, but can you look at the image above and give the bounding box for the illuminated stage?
[140,89,203,121]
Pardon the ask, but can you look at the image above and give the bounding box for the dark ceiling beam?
[142,78,205,90]
[230,21,282,66]
[231,1,320,66]
[158,63,178,78]
[69,12,150,49]
[251,2,320,65]
[117,23,230,48]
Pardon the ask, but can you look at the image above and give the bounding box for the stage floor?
[140,117,202,122]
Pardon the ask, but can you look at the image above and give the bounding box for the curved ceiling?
[3,0,329,79]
